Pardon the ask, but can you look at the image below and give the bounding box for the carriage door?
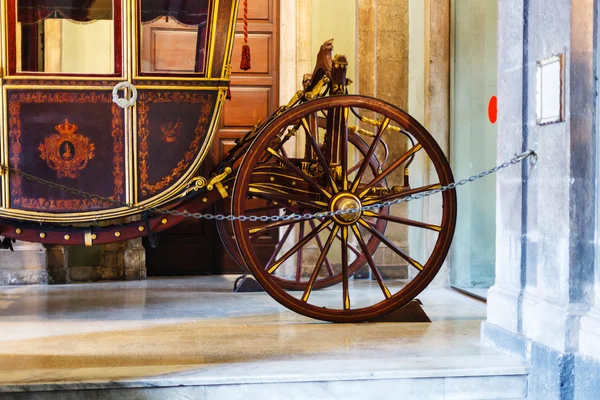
[1,0,128,214]
[138,0,219,276]
[144,0,280,276]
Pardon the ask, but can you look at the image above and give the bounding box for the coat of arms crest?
[39,119,95,179]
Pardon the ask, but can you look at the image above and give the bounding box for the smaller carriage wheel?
[232,95,456,322]
[216,133,387,290]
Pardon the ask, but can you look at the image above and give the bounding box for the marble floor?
[0,277,527,399]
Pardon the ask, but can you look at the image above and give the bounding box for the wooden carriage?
[0,0,457,322]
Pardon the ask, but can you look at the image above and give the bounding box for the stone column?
[577,0,600,379]
[483,0,526,336]
[483,0,599,398]
[0,242,48,285]
[357,0,451,281]
[357,0,411,279]
[422,0,450,286]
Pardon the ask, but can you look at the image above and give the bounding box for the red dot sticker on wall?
[488,96,498,124]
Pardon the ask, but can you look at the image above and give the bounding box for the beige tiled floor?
[0,276,524,391]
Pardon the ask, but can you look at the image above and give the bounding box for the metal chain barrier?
[0,149,536,223]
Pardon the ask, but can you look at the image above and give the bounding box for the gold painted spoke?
[246,204,283,214]
[359,143,423,197]
[363,211,442,232]
[267,219,333,274]
[248,218,298,240]
[300,118,338,193]
[295,222,305,283]
[351,225,392,299]
[338,107,350,191]
[308,219,335,276]
[341,226,350,310]
[265,224,295,271]
[301,225,340,302]
[248,187,327,211]
[266,148,332,199]
[358,219,424,272]
[252,182,319,196]
[325,224,361,256]
[350,117,390,192]
[362,183,442,206]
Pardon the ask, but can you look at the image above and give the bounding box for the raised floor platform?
[0,277,527,399]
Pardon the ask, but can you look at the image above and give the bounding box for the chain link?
[0,149,535,223]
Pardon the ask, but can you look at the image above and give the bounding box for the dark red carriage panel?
[7,90,126,212]
[136,90,218,201]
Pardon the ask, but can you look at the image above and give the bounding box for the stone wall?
[0,243,47,285]
[0,239,145,285]
[482,0,600,398]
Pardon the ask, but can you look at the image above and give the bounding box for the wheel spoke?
[358,218,424,272]
[339,107,349,190]
[324,224,361,256]
[267,219,333,274]
[351,224,392,299]
[266,147,332,198]
[350,117,391,192]
[300,117,338,192]
[348,158,365,175]
[248,186,327,211]
[265,223,295,271]
[302,225,340,302]
[341,226,350,310]
[249,218,298,240]
[362,183,441,206]
[295,221,305,283]
[359,144,423,197]
[308,219,335,276]
[246,204,282,215]
[363,211,441,232]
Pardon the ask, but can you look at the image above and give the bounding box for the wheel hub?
[330,193,362,225]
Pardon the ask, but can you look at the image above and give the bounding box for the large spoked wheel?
[232,95,457,322]
[217,132,387,290]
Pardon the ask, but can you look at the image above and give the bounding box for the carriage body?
[0,0,458,323]
[0,0,235,224]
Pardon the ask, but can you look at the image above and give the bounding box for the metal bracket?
[207,167,232,191]
[304,75,330,101]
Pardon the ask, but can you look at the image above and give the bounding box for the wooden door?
[145,0,280,276]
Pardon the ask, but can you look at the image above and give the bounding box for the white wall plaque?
[536,54,565,125]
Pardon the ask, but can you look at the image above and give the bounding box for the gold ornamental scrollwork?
[39,119,96,179]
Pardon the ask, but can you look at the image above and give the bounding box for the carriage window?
[139,0,210,74]
[13,0,116,74]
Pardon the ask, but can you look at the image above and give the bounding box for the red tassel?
[240,0,251,71]
[226,86,232,100]
[240,43,251,71]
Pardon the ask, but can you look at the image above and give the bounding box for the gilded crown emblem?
[55,119,79,135]
[39,119,95,179]
[161,119,182,143]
